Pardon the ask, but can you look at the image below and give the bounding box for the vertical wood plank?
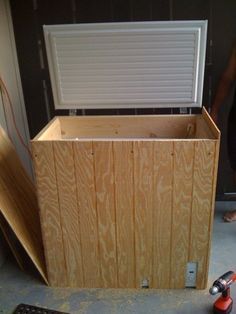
[171,141,194,288]
[73,141,100,287]
[204,140,220,288]
[53,141,83,287]
[113,141,135,288]
[134,141,153,288]
[32,141,67,286]
[93,141,117,287]
[190,141,215,289]
[153,141,173,288]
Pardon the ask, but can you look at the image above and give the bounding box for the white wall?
[0,0,32,267]
[0,0,32,175]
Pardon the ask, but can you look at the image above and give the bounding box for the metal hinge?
[69,109,77,116]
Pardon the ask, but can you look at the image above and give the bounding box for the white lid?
[44,20,207,110]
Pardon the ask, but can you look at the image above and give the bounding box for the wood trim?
[189,141,216,289]
[32,117,61,141]
[202,107,220,139]
[204,139,221,288]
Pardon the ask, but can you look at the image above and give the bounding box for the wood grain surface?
[34,117,61,140]
[74,141,100,287]
[205,140,220,288]
[153,141,173,288]
[202,107,220,139]
[59,115,196,139]
[32,141,67,286]
[93,141,118,287]
[190,141,215,289]
[0,127,47,284]
[171,141,194,288]
[53,141,83,287]
[113,141,135,288]
[134,141,153,288]
[32,113,220,289]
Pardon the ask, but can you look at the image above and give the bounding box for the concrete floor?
[0,202,236,314]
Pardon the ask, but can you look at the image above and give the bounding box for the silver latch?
[185,262,197,288]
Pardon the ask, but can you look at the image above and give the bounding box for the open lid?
[43,20,207,110]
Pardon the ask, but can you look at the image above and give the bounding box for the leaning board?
[0,127,47,283]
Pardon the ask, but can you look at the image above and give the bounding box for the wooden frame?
[31,108,220,289]
[34,111,216,141]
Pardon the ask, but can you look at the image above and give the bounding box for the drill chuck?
[209,271,235,295]
[209,279,228,295]
[209,286,220,295]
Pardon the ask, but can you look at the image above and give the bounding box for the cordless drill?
[209,271,236,314]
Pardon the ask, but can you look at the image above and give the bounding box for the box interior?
[34,113,219,141]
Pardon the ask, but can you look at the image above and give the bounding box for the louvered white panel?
[44,21,207,109]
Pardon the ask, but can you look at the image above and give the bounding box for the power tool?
[209,271,236,314]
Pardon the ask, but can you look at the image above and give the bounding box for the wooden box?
[32,109,220,289]
[31,21,220,289]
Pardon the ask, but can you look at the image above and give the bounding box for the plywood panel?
[134,141,153,288]
[31,113,220,289]
[59,115,197,140]
[74,141,100,287]
[93,141,117,287]
[113,141,135,288]
[34,117,61,140]
[32,141,67,286]
[205,140,220,287]
[153,141,173,288]
[195,117,215,139]
[190,141,215,289]
[53,141,83,287]
[171,141,194,288]
[202,107,220,139]
[0,127,47,284]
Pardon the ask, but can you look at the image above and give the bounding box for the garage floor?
[0,202,236,314]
